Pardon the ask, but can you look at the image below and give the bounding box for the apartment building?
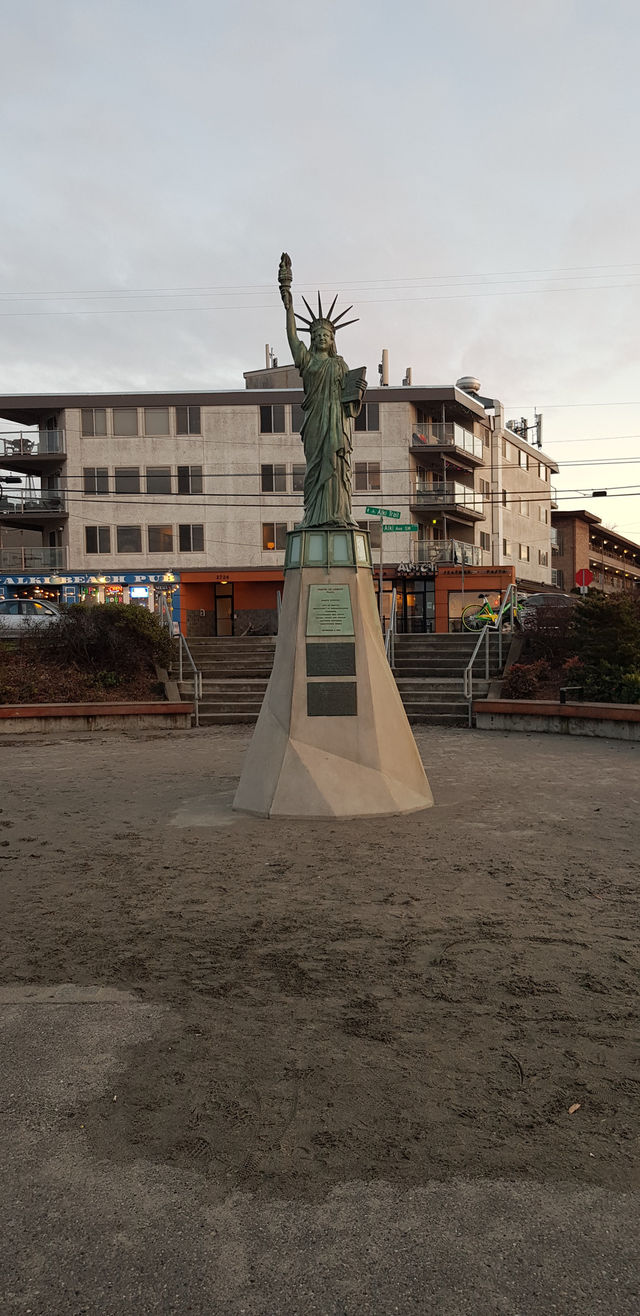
[551,509,640,595]
[0,368,558,634]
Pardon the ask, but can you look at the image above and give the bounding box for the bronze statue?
[278,253,367,528]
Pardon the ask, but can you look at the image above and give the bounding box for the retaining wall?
[0,702,193,734]
[473,699,640,741]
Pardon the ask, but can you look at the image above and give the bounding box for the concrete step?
[198,712,260,725]
[402,702,468,716]
[405,712,468,726]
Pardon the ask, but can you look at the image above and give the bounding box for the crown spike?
[295,312,314,326]
[301,295,315,320]
[317,291,324,318]
[326,294,339,321]
[333,317,359,331]
[332,304,354,325]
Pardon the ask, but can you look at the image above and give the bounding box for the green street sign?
[382,523,419,533]
[365,506,401,519]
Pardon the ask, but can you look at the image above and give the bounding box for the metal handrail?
[276,589,282,630]
[385,587,397,666]
[495,583,517,668]
[177,634,202,727]
[463,624,490,726]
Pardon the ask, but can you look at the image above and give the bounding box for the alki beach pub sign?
[0,572,178,586]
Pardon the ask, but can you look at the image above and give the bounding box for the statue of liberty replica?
[278,252,366,528]
[233,254,432,820]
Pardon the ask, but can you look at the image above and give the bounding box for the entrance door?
[402,579,435,633]
[215,582,234,636]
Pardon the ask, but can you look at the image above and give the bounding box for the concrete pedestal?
[233,529,433,818]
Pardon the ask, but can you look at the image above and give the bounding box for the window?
[519,544,530,561]
[480,479,490,497]
[292,464,305,492]
[354,461,381,491]
[538,462,547,480]
[524,500,531,517]
[116,525,142,553]
[148,525,173,552]
[178,524,204,552]
[146,467,172,494]
[538,550,549,566]
[112,407,138,436]
[144,406,170,435]
[83,467,109,495]
[503,539,512,556]
[552,568,564,588]
[354,402,380,432]
[480,532,491,551]
[177,465,203,494]
[291,403,304,433]
[553,533,564,555]
[262,522,287,550]
[260,404,285,434]
[503,439,518,463]
[357,519,381,548]
[85,525,110,553]
[502,489,508,506]
[261,463,286,492]
[175,405,201,435]
[115,467,140,494]
[81,407,107,437]
[519,449,528,470]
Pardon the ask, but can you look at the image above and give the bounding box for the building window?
[261,463,286,492]
[112,407,138,437]
[502,489,508,506]
[538,462,547,480]
[81,407,107,437]
[175,405,201,435]
[503,539,512,556]
[552,568,564,588]
[262,522,287,550]
[539,550,549,566]
[519,449,528,470]
[146,467,172,495]
[480,532,491,551]
[148,525,173,552]
[354,403,380,432]
[85,525,110,553]
[357,519,381,548]
[144,406,169,435]
[292,464,305,492]
[116,525,142,553]
[480,479,490,497]
[177,465,203,494]
[553,533,563,555]
[83,467,109,495]
[519,544,530,561]
[291,403,304,433]
[260,404,285,434]
[114,467,140,494]
[354,461,381,491]
[178,524,204,552]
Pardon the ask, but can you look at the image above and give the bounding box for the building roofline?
[553,507,640,554]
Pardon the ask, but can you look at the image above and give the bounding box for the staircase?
[176,632,505,728]
[392,632,504,726]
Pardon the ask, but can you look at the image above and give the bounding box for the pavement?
[2,984,638,1316]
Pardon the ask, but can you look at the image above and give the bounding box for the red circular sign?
[575,568,594,587]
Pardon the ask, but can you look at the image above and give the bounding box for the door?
[215,582,234,636]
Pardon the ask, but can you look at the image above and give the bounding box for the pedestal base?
[234,535,433,819]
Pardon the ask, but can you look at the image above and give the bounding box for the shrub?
[502,663,539,699]
[34,603,173,675]
[522,603,574,663]
[582,662,640,705]
[570,594,640,670]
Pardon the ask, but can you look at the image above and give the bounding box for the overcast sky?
[2,0,640,538]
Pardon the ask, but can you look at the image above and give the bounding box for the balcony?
[0,430,66,476]
[410,422,484,463]
[550,528,559,549]
[410,481,485,521]
[551,485,558,508]
[414,539,483,566]
[0,546,68,572]
[0,489,67,528]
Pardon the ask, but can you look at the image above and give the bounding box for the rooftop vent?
[456,375,481,394]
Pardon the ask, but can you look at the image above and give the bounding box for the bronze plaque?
[306,642,356,677]
[307,681,357,717]
[306,584,354,636]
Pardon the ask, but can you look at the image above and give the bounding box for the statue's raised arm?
[278,252,303,367]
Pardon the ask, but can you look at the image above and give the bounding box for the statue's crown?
[295,292,358,334]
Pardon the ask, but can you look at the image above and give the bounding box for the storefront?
[179,570,283,637]
[0,571,181,627]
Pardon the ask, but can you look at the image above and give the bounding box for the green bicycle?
[461,593,523,632]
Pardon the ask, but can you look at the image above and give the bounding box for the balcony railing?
[413,481,484,514]
[411,423,484,460]
[0,490,66,515]
[0,430,65,458]
[0,546,68,571]
[414,539,483,566]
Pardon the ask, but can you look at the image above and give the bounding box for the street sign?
[382,523,419,533]
[575,568,594,587]
[365,506,401,519]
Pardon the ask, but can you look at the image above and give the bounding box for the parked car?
[519,592,577,611]
[0,598,61,631]
[519,592,577,629]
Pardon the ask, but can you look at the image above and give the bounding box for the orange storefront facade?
[178,564,516,636]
